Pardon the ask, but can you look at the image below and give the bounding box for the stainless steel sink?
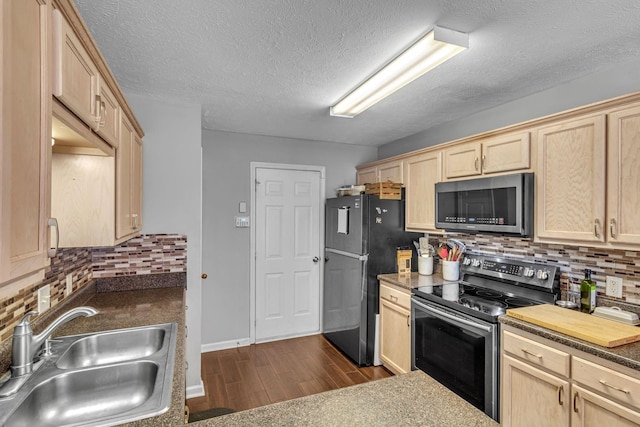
[4,362,159,427]
[56,326,166,369]
[0,323,177,427]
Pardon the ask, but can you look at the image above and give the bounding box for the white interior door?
[255,167,321,341]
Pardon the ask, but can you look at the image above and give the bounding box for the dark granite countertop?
[378,271,455,291]
[190,369,499,427]
[500,314,640,371]
[0,282,186,427]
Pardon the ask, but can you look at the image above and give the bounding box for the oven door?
[411,296,498,421]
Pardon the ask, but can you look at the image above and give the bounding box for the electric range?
[411,253,559,422]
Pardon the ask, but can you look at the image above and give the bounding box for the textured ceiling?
[74,0,640,146]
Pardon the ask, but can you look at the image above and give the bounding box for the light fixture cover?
[330,26,468,118]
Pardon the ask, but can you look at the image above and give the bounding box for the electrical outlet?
[37,284,51,313]
[66,273,73,296]
[605,276,623,298]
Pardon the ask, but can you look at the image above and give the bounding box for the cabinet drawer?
[573,356,640,410]
[502,330,570,377]
[380,282,411,309]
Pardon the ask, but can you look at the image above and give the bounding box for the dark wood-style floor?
[186,334,393,414]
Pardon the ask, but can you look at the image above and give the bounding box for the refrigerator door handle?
[361,257,368,301]
[325,248,368,262]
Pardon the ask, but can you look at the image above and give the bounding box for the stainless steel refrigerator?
[323,193,421,366]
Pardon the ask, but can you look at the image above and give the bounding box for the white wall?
[378,57,640,158]
[125,93,204,397]
[201,130,376,348]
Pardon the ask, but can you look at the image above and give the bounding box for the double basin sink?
[0,322,177,427]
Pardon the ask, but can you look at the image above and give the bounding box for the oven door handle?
[412,299,493,333]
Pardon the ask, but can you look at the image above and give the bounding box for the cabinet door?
[378,160,403,184]
[0,0,51,289]
[95,77,120,147]
[379,297,411,375]
[116,114,134,239]
[444,142,482,179]
[356,167,377,185]
[535,114,606,242]
[403,151,441,231]
[607,104,640,245]
[482,132,530,174]
[572,385,640,426]
[52,8,98,127]
[501,355,570,427]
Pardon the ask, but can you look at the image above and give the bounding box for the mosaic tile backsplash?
[92,234,187,277]
[0,234,187,342]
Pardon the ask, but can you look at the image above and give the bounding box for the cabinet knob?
[201,273,208,279]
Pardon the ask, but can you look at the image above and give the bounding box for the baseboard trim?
[201,337,252,353]
[186,379,205,399]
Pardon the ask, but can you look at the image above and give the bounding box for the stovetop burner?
[476,290,503,298]
[504,297,537,308]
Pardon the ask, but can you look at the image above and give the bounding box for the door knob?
[313,256,319,263]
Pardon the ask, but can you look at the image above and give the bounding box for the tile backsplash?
[92,234,187,277]
[439,233,640,304]
[0,234,186,342]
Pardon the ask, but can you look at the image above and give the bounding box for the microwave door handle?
[412,299,492,333]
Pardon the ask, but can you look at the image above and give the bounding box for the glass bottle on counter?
[580,269,596,313]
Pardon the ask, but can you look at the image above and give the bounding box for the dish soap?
[580,269,596,313]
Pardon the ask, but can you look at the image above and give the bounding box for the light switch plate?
[235,216,250,228]
[605,276,623,298]
[38,284,51,313]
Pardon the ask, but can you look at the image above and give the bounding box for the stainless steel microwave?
[435,172,534,236]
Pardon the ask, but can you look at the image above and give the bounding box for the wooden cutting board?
[506,304,640,347]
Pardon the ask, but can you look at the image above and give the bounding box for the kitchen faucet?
[0,306,99,397]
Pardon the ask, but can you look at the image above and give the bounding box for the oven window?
[414,310,488,411]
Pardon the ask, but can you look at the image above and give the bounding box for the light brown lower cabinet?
[379,281,411,375]
[501,326,640,426]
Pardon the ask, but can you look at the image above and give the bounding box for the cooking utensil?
[437,244,448,260]
[413,241,421,256]
[419,237,430,252]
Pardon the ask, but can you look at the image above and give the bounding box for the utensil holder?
[442,260,460,281]
[418,256,433,276]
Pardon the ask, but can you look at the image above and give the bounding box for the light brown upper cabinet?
[356,159,404,185]
[0,0,53,291]
[52,8,100,129]
[356,166,377,185]
[116,114,143,240]
[606,103,640,245]
[378,160,403,184]
[403,150,441,231]
[444,132,531,179]
[535,114,606,243]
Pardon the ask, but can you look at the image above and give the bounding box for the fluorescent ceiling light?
[330,26,469,118]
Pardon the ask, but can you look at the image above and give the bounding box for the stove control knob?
[537,270,549,280]
[524,267,535,277]
[471,259,481,267]
[463,258,472,266]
